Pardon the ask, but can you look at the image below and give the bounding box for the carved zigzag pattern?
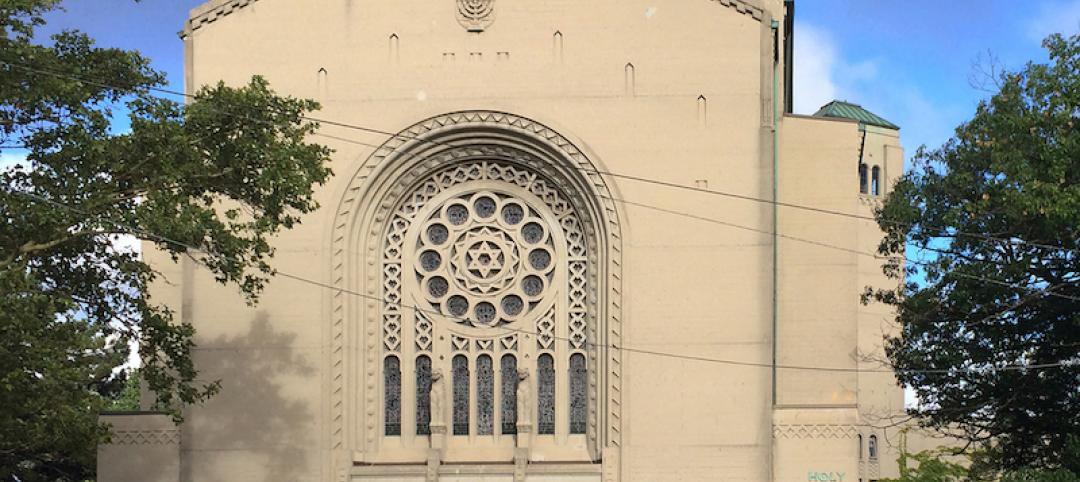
[713,0,765,20]
[186,0,259,34]
[107,429,181,446]
[330,111,626,466]
[773,424,859,440]
[185,0,763,35]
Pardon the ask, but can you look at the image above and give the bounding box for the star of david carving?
[465,241,505,278]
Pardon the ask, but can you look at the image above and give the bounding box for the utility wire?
[4,60,1077,257]
[606,196,1080,302]
[3,61,1077,300]
[4,187,1076,375]
[4,60,1078,301]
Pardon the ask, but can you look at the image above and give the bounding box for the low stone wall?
[98,412,180,482]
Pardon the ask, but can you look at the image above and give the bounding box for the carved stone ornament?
[329,111,624,474]
[457,0,495,32]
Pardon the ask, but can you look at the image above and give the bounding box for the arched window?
[343,128,624,464]
[477,355,495,435]
[869,434,878,459]
[569,354,587,434]
[859,163,869,194]
[858,434,863,460]
[416,355,431,435]
[384,356,401,436]
[871,166,881,196]
[501,355,518,434]
[453,355,469,435]
[538,354,555,435]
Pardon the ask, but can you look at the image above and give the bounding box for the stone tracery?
[330,111,623,475]
[379,159,590,452]
[413,190,559,328]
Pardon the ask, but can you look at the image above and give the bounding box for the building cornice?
[180,0,765,37]
[181,0,260,38]
[712,0,765,21]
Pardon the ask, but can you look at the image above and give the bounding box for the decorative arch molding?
[328,111,624,472]
[182,0,765,37]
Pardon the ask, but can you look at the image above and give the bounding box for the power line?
[606,195,1080,302]
[3,61,1076,300]
[4,186,1076,375]
[4,61,1077,301]
[4,60,1076,257]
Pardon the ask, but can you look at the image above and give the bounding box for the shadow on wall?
[181,312,317,482]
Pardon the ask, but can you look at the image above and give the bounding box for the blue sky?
[5,0,1076,169]
[11,0,1078,393]
[794,0,1080,161]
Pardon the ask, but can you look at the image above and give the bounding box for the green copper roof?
[812,100,900,130]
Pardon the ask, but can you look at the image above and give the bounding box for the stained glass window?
[859,163,868,194]
[453,355,469,435]
[538,354,555,435]
[871,166,881,196]
[384,356,401,436]
[501,355,518,434]
[569,354,587,434]
[474,196,497,218]
[413,191,559,329]
[416,355,431,435]
[501,203,524,225]
[477,355,494,435]
[380,164,601,450]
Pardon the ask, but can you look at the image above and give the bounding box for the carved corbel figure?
[517,369,531,425]
[430,370,447,429]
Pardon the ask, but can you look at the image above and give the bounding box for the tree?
[882,432,969,482]
[882,433,1080,482]
[105,369,141,412]
[876,436,1080,481]
[871,32,1079,471]
[0,1,332,479]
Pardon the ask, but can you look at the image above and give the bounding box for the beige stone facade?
[99,1,910,480]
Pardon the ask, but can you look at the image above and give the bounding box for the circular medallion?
[413,190,557,328]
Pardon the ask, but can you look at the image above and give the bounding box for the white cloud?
[793,22,839,115]
[793,22,887,116]
[904,387,919,409]
[1027,0,1080,42]
[0,151,28,171]
[109,234,143,258]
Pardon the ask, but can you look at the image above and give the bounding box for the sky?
[7,0,1077,396]
[794,0,1080,161]
[2,0,1077,169]
[6,0,1078,172]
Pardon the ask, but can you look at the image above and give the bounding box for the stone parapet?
[97,413,180,482]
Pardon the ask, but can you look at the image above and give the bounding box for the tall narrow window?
[416,355,431,435]
[501,355,518,434]
[477,355,494,435]
[384,356,401,436]
[869,435,878,459]
[871,166,881,196]
[569,354,587,434]
[538,354,555,435]
[859,163,869,194]
[452,355,469,435]
[858,434,864,459]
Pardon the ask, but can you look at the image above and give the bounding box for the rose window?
[414,191,556,328]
